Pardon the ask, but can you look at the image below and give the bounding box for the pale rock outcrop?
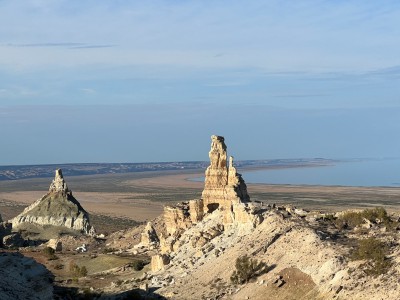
[163,203,192,236]
[11,169,95,236]
[49,169,69,193]
[140,222,159,248]
[161,135,261,254]
[151,254,170,272]
[202,136,250,217]
[0,252,54,300]
[47,239,62,251]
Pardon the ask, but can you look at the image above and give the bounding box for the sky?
[1,0,400,165]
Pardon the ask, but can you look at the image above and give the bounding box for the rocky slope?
[0,252,54,300]
[129,135,400,300]
[11,169,95,235]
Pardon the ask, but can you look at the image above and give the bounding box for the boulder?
[3,233,24,248]
[151,254,170,272]
[47,239,62,251]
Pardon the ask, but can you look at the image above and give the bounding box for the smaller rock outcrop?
[3,233,24,248]
[0,222,12,247]
[151,254,170,272]
[140,222,159,248]
[47,239,62,251]
[11,169,95,236]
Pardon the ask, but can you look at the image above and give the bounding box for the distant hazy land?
[0,158,335,181]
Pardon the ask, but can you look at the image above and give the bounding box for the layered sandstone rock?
[161,135,258,255]
[11,169,95,236]
[163,203,192,236]
[164,135,252,233]
[201,136,250,223]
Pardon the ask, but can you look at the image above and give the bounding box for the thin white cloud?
[0,1,399,72]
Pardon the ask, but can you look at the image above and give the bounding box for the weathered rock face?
[0,252,54,300]
[164,203,193,236]
[11,169,95,236]
[201,135,250,221]
[151,254,170,272]
[164,135,251,234]
[47,239,62,251]
[140,222,159,248]
[161,135,256,253]
[49,169,69,193]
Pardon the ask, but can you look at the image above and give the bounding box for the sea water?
[241,159,400,187]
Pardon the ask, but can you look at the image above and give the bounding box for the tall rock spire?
[49,169,69,193]
[201,135,249,215]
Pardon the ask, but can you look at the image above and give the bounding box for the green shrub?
[351,238,391,276]
[230,255,266,284]
[42,247,58,260]
[54,263,64,270]
[335,207,395,230]
[131,260,147,271]
[69,262,88,277]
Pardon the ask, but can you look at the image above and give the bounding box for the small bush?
[131,260,146,271]
[230,255,266,284]
[69,262,88,278]
[42,247,58,260]
[335,207,395,230]
[102,248,116,254]
[351,238,392,276]
[54,263,64,270]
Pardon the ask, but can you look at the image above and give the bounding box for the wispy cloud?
[2,42,115,49]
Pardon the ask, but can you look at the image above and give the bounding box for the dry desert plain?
[1,167,400,234]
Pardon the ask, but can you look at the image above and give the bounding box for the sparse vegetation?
[351,237,392,276]
[54,263,64,270]
[42,246,58,260]
[69,261,88,278]
[130,260,147,271]
[334,207,397,230]
[102,247,117,254]
[230,255,266,284]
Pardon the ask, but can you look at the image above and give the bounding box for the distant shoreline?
[0,158,337,181]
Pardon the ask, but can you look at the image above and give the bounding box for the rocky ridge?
[11,169,95,236]
[130,135,400,300]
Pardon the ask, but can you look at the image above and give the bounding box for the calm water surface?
[241,159,400,187]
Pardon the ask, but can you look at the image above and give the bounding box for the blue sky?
[1,1,400,164]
